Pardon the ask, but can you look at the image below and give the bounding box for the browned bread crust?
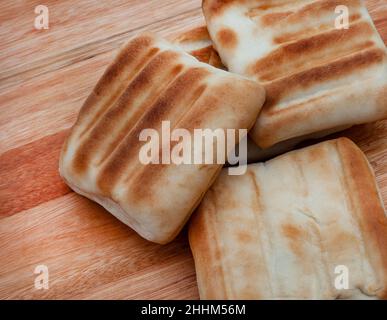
[203,0,387,148]
[60,32,265,244]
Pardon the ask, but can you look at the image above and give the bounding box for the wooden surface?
[0,0,386,299]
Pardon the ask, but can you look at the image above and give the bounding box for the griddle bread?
[189,138,387,299]
[59,32,265,244]
[203,0,387,148]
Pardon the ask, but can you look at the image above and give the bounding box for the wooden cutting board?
[0,0,386,299]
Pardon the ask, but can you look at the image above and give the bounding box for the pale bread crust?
[189,138,387,299]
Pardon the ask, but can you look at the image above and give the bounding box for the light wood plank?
[0,193,198,299]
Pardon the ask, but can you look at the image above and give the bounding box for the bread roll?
[190,138,387,299]
[59,32,265,244]
[203,0,387,148]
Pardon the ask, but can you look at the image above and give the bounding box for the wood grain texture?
[0,0,386,299]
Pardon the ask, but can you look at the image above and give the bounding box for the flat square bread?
[59,32,265,244]
[203,0,387,148]
[189,138,387,299]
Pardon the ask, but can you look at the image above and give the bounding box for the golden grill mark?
[122,85,209,202]
[96,68,210,195]
[262,47,385,109]
[285,0,362,25]
[251,21,374,82]
[78,36,158,137]
[273,14,362,44]
[96,60,185,165]
[216,28,238,50]
[261,12,292,25]
[72,51,181,174]
[203,0,237,18]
